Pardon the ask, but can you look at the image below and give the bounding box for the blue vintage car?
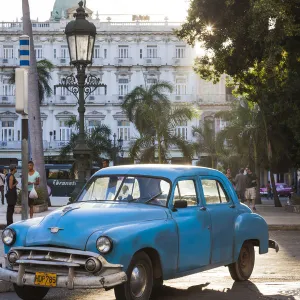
[0,165,279,300]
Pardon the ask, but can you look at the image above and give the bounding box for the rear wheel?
[13,284,49,300]
[114,252,153,300]
[228,241,255,281]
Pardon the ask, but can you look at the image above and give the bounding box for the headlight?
[2,228,16,246]
[96,236,113,254]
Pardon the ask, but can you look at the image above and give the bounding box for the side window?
[174,180,198,207]
[201,179,230,205]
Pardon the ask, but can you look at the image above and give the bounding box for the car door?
[199,176,238,265]
[171,177,211,273]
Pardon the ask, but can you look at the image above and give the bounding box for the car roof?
[94,164,225,182]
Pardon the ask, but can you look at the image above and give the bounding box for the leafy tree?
[9,59,54,103]
[122,81,195,163]
[60,117,112,168]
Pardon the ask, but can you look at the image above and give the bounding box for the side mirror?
[173,200,188,209]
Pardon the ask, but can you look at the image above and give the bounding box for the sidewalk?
[0,198,298,230]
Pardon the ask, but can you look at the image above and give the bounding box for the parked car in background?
[0,165,279,300]
[260,183,293,198]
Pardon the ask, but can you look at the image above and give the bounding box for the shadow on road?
[151,281,296,300]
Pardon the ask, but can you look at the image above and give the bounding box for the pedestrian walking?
[102,159,110,169]
[6,164,18,226]
[234,168,246,202]
[266,181,273,199]
[0,169,5,205]
[245,168,257,211]
[28,161,40,219]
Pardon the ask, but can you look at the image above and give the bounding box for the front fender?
[234,213,269,261]
[86,219,178,279]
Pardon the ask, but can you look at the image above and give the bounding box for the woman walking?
[28,161,40,218]
[6,165,18,226]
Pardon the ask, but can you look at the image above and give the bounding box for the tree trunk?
[270,170,282,207]
[253,142,262,204]
[211,156,215,169]
[22,0,48,204]
[157,135,162,164]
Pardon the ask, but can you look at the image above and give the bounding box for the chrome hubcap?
[130,264,147,298]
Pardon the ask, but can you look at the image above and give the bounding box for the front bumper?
[0,267,127,289]
[0,246,127,290]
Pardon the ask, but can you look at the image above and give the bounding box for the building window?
[2,81,15,96]
[104,49,107,58]
[53,49,57,59]
[1,121,14,142]
[87,120,101,133]
[59,121,72,141]
[118,46,129,58]
[35,47,43,59]
[60,88,71,96]
[176,121,188,140]
[146,78,157,88]
[147,46,157,58]
[140,49,143,59]
[118,120,130,141]
[118,79,129,96]
[175,78,187,95]
[176,46,186,58]
[60,46,69,58]
[3,46,14,59]
[94,46,100,58]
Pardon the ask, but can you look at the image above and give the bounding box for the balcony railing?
[0,95,15,105]
[0,140,49,150]
[114,57,133,66]
[85,95,107,105]
[50,95,77,105]
[0,57,18,66]
[171,94,196,103]
[143,57,162,66]
[53,57,70,66]
[172,57,193,67]
[197,94,228,104]
[110,95,126,106]
[92,57,104,66]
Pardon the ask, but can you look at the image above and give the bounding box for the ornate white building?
[0,1,232,165]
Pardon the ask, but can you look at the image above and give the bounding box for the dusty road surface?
[0,231,299,300]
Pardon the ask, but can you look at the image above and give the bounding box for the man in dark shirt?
[245,168,257,211]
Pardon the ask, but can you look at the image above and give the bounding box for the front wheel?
[13,284,49,300]
[228,241,255,281]
[114,252,153,300]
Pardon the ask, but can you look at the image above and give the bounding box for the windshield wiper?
[144,192,163,204]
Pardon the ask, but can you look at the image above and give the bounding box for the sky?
[0,0,189,22]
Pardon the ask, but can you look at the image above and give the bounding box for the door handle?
[199,207,207,211]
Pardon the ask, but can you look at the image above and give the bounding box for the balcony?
[0,95,15,105]
[114,57,133,66]
[85,95,107,106]
[0,58,18,66]
[171,94,196,103]
[47,141,69,149]
[109,95,126,106]
[197,94,227,104]
[53,57,70,66]
[49,95,77,106]
[143,57,162,66]
[92,57,104,66]
[172,57,193,67]
[0,140,48,150]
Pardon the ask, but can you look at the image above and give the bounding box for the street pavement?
[0,231,299,299]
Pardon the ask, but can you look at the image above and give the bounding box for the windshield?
[77,176,171,207]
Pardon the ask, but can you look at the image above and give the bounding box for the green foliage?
[177,0,300,166]
[59,121,112,166]
[122,81,196,163]
[9,59,54,103]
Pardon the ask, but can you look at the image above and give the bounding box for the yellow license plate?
[34,272,57,287]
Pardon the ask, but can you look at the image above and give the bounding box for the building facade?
[0,2,231,165]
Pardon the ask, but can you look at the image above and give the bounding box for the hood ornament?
[61,205,80,216]
[49,227,63,234]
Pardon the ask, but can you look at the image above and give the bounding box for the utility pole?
[16,35,30,220]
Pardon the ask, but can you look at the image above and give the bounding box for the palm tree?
[22,0,48,201]
[9,59,54,103]
[122,81,194,163]
[129,106,194,163]
[193,120,219,169]
[60,118,112,168]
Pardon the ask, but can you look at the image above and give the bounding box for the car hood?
[25,202,168,250]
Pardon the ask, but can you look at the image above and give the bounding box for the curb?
[268,224,300,231]
[0,280,13,293]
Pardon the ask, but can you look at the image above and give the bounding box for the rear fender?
[234,213,269,261]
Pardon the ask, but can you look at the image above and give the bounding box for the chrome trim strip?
[16,260,80,267]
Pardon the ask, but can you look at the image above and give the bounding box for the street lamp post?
[55,1,107,199]
[110,133,124,166]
